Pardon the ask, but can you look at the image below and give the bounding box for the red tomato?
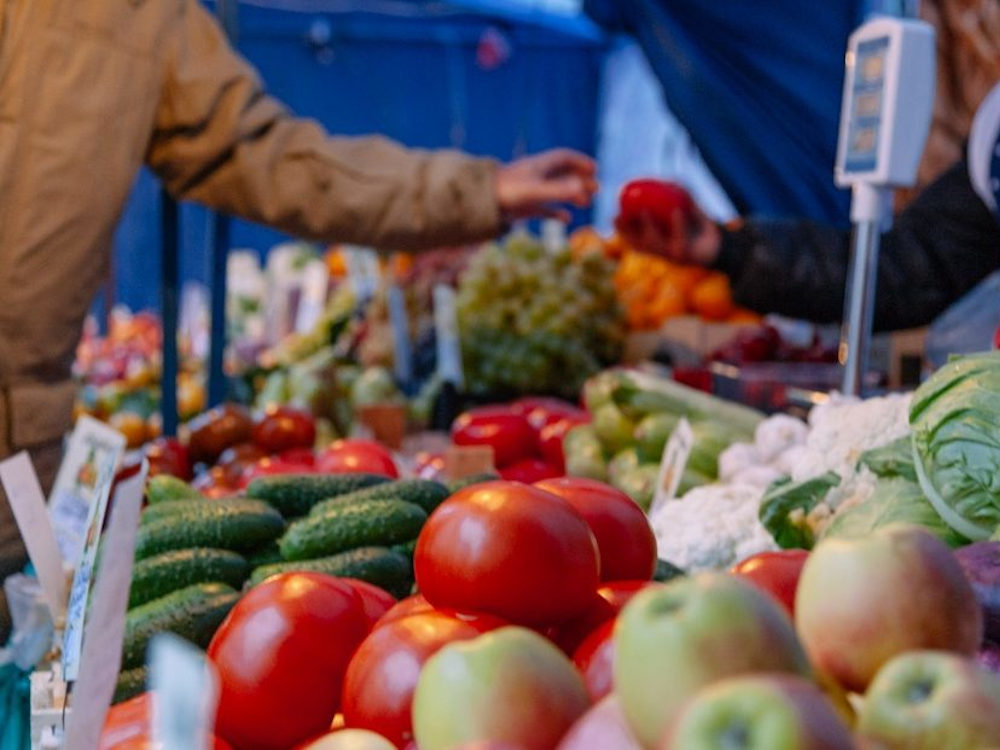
[729,549,810,620]
[451,407,538,468]
[342,578,397,627]
[498,458,562,484]
[414,481,600,627]
[342,611,502,746]
[144,437,192,480]
[252,406,317,454]
[208,573,370,750]
[547,580,650,655]
[187,404,255,464]
[376,593,435,627]
[511,397,589,432]
[217,442,268,483]
[317,439,399,478]
[534,478,657,582]
[571,619,615,702]
[615,179,695,238]
[240,454,318,486]
[538,417,590,474]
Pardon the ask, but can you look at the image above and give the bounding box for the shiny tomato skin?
[538,417,589,474]
[534,477,657,582]
[547,580,650,655]
[252,406,317,454]
[616,179,695,236]
[208,573,370,750]
[571,619,616,702]
[511,397,589,432]
[414,481,600,627]
[376,593,435,627]
[342,578,397,627]
[187,404,255,464]
[144,437,192,480]
[342,611,502,747]
[239,454,318,486]
[317,439,399,478]
[498,458,562,484]
[729,549,810,619]
[451,407,538,468]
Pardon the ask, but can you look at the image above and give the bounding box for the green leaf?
[758,472,841,549]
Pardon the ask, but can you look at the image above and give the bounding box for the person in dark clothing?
[618,84,1000,333]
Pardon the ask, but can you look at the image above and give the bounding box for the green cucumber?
[146,475,203,505]
[134,498,284,560]
[390,539,418,558]
[245,473,391,517]
[122,583,239,669]
[248,546,412,597]
[129,548,250,608]
[140,498,206,526]
[113,667,147,704]
[279,499,427,561]
[245,541,283,568]
[309,479,449,517]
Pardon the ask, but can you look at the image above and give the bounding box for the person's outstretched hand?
[614,181,723,266]
[495,149,598,223]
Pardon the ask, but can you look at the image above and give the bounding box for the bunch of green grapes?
[456,232,624,399]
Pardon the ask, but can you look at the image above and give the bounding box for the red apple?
[556,695,641,750]
[796,524,983,693]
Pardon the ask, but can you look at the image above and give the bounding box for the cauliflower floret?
[718,443,761,482]
[650,484,778,572]
[753,414,808,463]
[731,465,784,490]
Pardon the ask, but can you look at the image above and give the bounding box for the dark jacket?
[713,161,1000,332]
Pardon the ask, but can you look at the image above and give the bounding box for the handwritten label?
[444,445,496,481]
[433,284,464,389]
[63,461,147,749]
[387,285,414,387]
[0,453,67,621]
[151,633,220,750]
[61,447,124,682]
[48,415,126,566]
[649,418,694,517]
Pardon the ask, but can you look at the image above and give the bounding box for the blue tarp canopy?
[584,0,867,225]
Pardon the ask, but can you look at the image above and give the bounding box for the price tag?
[151,633,220,750]
[387,285,414,387]
[0,453,67,621]
[433,284,464,389]
[444,445,495,480]
[294,259,330,334]
[48,415,126,566]
[61,448,125,682]
[357,404,408,451]
[63,461,147,749]
[649,418,694,517]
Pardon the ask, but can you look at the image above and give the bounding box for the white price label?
[151,633,220,750]
[64,461,147,749]
[0,453,67,621]
[433,284,464,389]
[649,418,695,517]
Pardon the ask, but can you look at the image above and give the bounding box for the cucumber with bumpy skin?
[134,498,284,560]
[122,583,239,669]
[248,546,412,597]
[112,667,147,704]
[245,473,391,517]
[279,499,426,561]
[309,479,449,517]
[146,475,203,505]
[140,498,206,526]
[129,548,250,608]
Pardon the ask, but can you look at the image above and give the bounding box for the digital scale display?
[843,36,890,174]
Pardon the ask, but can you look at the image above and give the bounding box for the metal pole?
[208,213,230,407]
[839,220,881,396]
[160,191,180,436]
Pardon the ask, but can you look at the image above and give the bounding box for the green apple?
[659,674,855,750]
[411,626,590,750]
[796,524,983,693]
[298,729,396,750]
[556,695,642,750]
[615,574,812,749]
[858,650,1000,749]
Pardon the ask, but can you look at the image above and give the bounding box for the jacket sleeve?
[713,161,1000,331]
[145,0,503,251]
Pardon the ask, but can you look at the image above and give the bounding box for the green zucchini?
[245,473,391,517]
[122,583,239,669]
[279,499,427,561]
[112,667,147,704]
[248,546,412,597]
[129,548,250,608]
[134,498,284,560]
[309,479,449,517]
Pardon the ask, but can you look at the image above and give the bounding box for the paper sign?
[63,460,147,749]
[387,285,414,387]
[649,418,695,517]
[151,633,220,750]
[0,452,67,621]
[357,404,408,451]
[48,415,126,566]
[444,445,496,480]
[61,447,125,682]
[433,284,464,389]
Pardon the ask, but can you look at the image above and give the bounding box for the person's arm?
[146,1,594,250]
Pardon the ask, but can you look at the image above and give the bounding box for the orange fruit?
[109,411,147,449]
[690,273,735,321]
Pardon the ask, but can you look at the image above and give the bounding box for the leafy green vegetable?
[910,350,1000,541]
[758,472,841,549]
[858,437,917,482]
[822,478,968,547]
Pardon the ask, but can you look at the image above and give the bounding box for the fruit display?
[456,232,624,399]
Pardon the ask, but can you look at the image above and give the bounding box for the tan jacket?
[0,0,502,455]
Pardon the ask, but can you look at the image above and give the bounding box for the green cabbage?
[910,351,1000,541]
